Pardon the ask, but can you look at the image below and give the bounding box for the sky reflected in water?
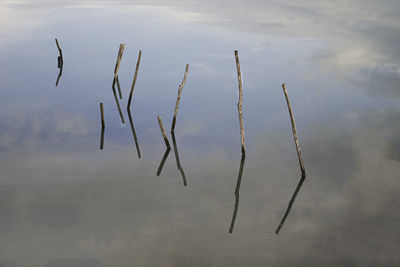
[1,1,400,266]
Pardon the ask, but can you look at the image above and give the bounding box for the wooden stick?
[55,38,63,66]
[171,64,189,133]
[235,50,246,156]
[127,108,141,158]
[229,154,246,233]
[55,38,63,87]
[157,116,170,149]
[127,50,142,109]
[171,131,187,186]
[275,83,307,234]
[100,103,105,150]
[112,44,126,96]
[157,148,171,176]
[282,83,306,177]
[112,84,125,124]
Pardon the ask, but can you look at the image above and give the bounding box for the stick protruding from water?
[235,50,245,156]
[157,116,170,149]
[171,64,189,133]
[275,83,307,235]
[127,50,142,109]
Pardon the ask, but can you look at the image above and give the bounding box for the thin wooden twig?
[157,116,170,149]
[171,131,187,186]
[112,44,126,98]
[235,50,246,156]
[55,38,63,66]
[171,64,189,133]
[229,154,246,233]
[127,50,142,109]
[127,108,141,158]
[275,83,307,234]
[157,148,171,176]
[55,38,63,86]
[100,103,105,150]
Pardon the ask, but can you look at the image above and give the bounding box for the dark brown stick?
[275,83,307,234]
[127,108,141,158]
[171,131,187,186]
[157,116,170,149]
[171,64,189,133]
[112,44,126,97]
[234,50,245,156]
[229,154,246,233]
[100,103,105,150]
[55,38,63,86]
[127,50,142,109]
[55,38,63,66]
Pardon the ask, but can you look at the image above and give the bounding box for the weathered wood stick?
[171,64,189,133]
[55,38,63,86]
[229,154,246,233]
[112,44,126,94]
[157,116,170,149]
[157,148,171,176]
[127,50,142,109]
[275,83,307,234]
[127,108,141,158]
[100,102,105,127]
[281,83,306,177]
[55,38,63,66]
[100,103,105,150]
[171,131,187,186]
[234,50,246,156]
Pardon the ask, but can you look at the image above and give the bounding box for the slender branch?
[55,38,63,86]
[157,148,171,176]
[275,83,307,234]
[100,103,105,150]
[127,50,142,109]
[112,44,126,95]
[127,108,141,158]
[157,116,170,149]
[234,50,246,156]
[171,64,189,133]
[55,38,63,66]
[229,154,246,233]
[171,131,187,186]
[282,83,306,177]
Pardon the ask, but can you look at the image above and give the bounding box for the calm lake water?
[1,1,400,266]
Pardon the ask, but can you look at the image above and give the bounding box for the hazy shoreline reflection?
[229,154,246,233]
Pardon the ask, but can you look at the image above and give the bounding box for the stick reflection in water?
[127,108,141,158]
[229,154,246,233]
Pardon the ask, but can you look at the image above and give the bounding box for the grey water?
[1,1,400,266]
